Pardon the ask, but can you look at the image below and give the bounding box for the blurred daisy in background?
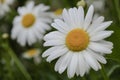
[0,0,14,17]
[50,9,63,19]
[86,0,105,12]
[11,1,52,46]
[22,48,41,64]
[42,5,113,78]
[2,33,9,39]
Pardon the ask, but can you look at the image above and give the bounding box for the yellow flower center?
[0,0,5,3]
[54,9,63,15]
[66,28,89,52]
[27,49,38,57]
[22,13,36,28]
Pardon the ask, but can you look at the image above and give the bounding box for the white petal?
[42,46,61,57]
[87,16,104,33]
[83,5,94,30]
[36,4,50,12]
[11,26,22,39]
[88,42,112,54]
[18,7,27,15]
[27,29,37,45]
[44,31,65,41]
[37,21,51,31]
[78,53,87,76]
[89,21,113,35]
[90,31,114,41]
[89,50,107,64]
[26,1,34,10]
[75,54,80,76]
[62,9,73,28]
[13,16,21,25]
[78,6,84,27]
[44,39,64,46]
[55,55,65,72]
[34,21,46,34]
[99,40,113,49]
[58,51,72,74]
[46,47,68,62]
[67,53,78,78]
[68,8,78,27]
[83,50,100,71]
[54,19,70,32]
[17,29,27,46]
[51,21,68,34]
[32,28,43,40]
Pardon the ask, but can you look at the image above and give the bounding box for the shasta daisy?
[11,1,51,46]
[42,5,113,78]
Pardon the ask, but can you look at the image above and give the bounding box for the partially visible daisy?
[42,5,113,78]
[11,1,52,46]
[0,0,14,17]
[50,9,63,19]
[22,48,41,64]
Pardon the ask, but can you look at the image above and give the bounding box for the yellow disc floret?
[26,49,38,57]
[22,13,36,28]
[66,28,89,52]
[54,9,63,16]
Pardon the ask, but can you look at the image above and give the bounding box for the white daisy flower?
[22,48,41,64]
[42,5,113,78]
[11,1,51,46]
[0,0,14,17]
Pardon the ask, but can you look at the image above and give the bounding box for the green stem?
[3,43,32,80]
[114,0,120,23]
[100,64,109,80]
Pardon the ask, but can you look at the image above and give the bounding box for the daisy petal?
[87,16,104,33]
[27,29,37,45]
[99,40,113,49]
[78,53,87,76]
[55,55,65,72]
[83,5,94,30]
[44,39,64,46]
[67,53,78,78]
[17,30,27,46]
[18,7,27,15]
[90,31,114,41]
[42,46,61,57]
[89,50,107,64]
[53,19,70,32]
[62,9,73,28]
[90,21,113,35]
[83,50,101,71]
[11,26,22,39]
[68,8,78,27]
[78,6,84,27]
[58,51,72,74]
[46,47,68,62]
[44,31,65,41]
[88,42,112,54]
[26,1,34,10]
